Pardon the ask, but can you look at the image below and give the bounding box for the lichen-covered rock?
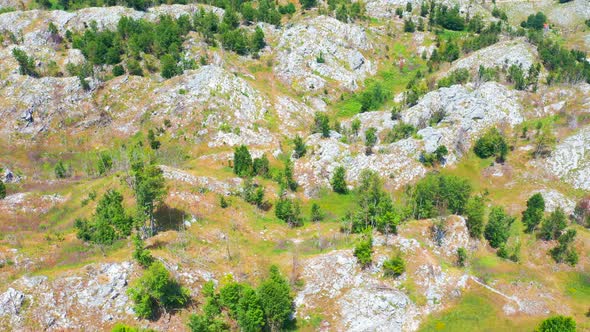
[546,126,590,191]
[449,38,537,73]
[275,16,374,92]
[0,262,135,330]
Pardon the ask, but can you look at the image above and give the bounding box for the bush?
[521,12,547,30]
[128,261,190,319]
[112,64,125,76]
[410,173,472,219]
[364,127,378,153]
[233,145,253,177]
[539,207,567,240]
[252,154,270,178]
[310,203,324,222]
[457,247,467,267]
[12,48,39,77]
[242,180,266,208]
[484,206,515,248]
[275,197,302,227]
[536,315,576,332]
[359,82,387,112]
[354,234,373,267]
[331,166,348,194]
[132,235,155,268]
[384,123,416,143]
[0,180,6,200]
[75,190,134,245]
[97,151,113,175]
[465,195,485,238]
[383,256,405,277]
[55,160,69,179]
[473,128,508,161]
[573,197,590,228]
[549,229,578,265]
[160,54,181,79]
[258,266,294,331]
[292,135,307,158]
[403,19,416,32]
[522,193,545,233]
[313,112,330,138]
[282,160,298,192]
[420,145,448,167]
[437,68,470,88]
[300,0,317,10]
[343,170,401,234]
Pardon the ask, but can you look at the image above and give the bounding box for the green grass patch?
[418,292,535,331]
[564,272,590,302]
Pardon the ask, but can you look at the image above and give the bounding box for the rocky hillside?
[0,0,589,331]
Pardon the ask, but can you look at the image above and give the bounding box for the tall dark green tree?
[233,145,253,177]
[313,112,330,138]
[12,48,39,77]
[331,166,348,194]
[0,179,6,199]
[292,135,307,159]
[539,207,567,241]
[257,265,293,332]
[465,195,485,238]
[133,163,166,236]
[522,193,545,233]
[484,206,515,248]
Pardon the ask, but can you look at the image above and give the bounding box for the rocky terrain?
[0,0,589,331]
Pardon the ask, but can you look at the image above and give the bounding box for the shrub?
[403,19,416,32]
[359,83,387,112]
[342,170,401,234]
[536,315,576,332]
[383,256,405,277]
[300,0,317,10]
[219,195,229,208]
[55,160,69,179]
[128,261,190,319]
[242,180,266,208]
[160,54,181,79]
[233,145,253,177]
[521,12,547,30]
[573,197,590,228]
[410,173,472,219]
[420,145,448,167]
[132,234,155,268]
[258,266,294,331]
[539,207,567,240]
[292,135,307,158]
[522,193,545,233]
[0,180,6,199]
[310,203,324,222]
[465,195,485,238]
[457,247,467,267]
[384,123,416,143]
[484,206,515,248]
[282,160,298,192]
[331,166,348,194]
[97,151,113,175]
[75,190,133,245]
[474,128,508,161]
[313,112,330,138]
[112,64,125,76]
[12,48,39,77]
[252,154,270,178]
[437,68,469,88]
[354,233,373,267]
[275,197,302,227]
[364,127,378,153]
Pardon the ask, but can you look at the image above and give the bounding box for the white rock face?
[532,189,577,215]
[153,65,274,147]
[275,16,374,92]
[547,126,590,191]
[295,133,427,196]
[0,262,135,330]
[404,82,523,155]
[160,165,243,194]
[295,250,422,331]
[450,38,537,73]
